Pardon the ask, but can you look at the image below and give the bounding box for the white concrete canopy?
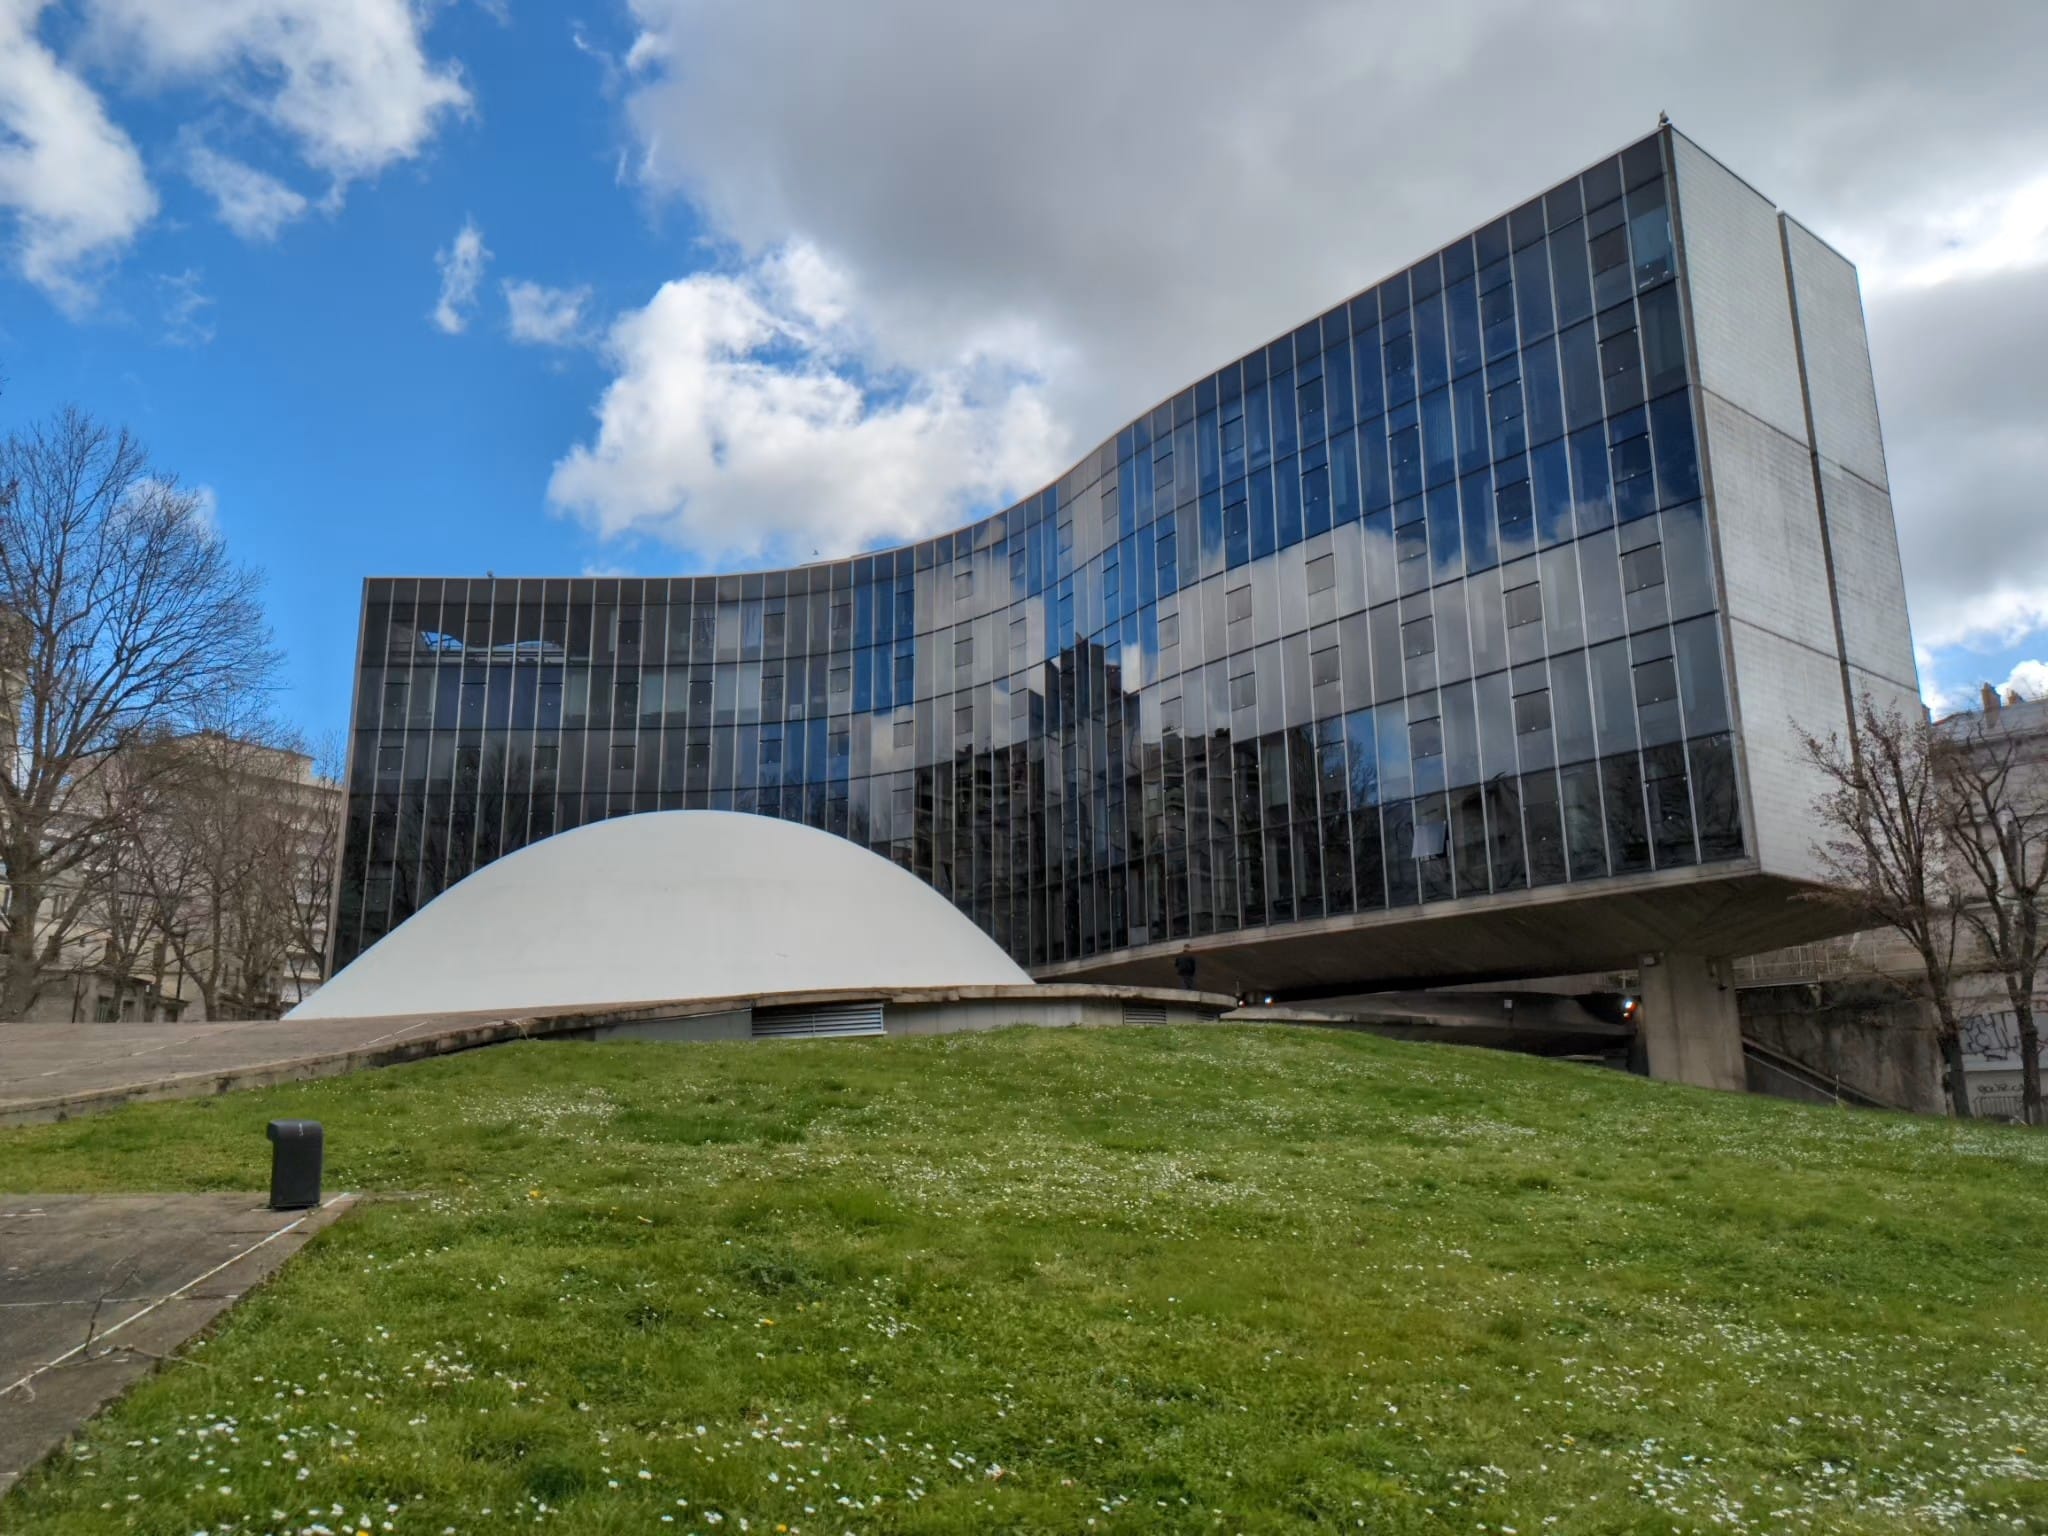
[291,811,1029,1020]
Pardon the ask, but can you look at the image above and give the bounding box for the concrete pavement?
[0,1192,355,1495]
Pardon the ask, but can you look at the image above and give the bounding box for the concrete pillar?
[1636,952,1745,1091]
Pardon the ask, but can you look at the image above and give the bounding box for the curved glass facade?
[333,128,1745,975]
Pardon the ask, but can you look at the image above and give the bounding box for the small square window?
[611,744,635,774]
[830,666,850,695]
[1402,615,1436,658]
[894,718,915,748]
[1159,612,1180,648]
[1312,646,1341,688]
[1411,717,1443,759]
[955,704,973,734]
[1413,819,1450,859]
[1010,616,1027,650]
[762,670,784,712]
[1306,553,1336,594]
[1162,695,1183,732]
[893,784,913,815]
[455,745,480,778]
[1505,582,1544,628]
[377,744,402,773]
[956,569,973,598]
[1634,655,1679,707]
[689,678,712,711]
[1229,671,1256,711]
[1622,543,1667,594]
[533,745,558,776]
[955,635,973,665]
[616,616,642,647]
[1514,688,1553,735]
[764,609,785,645]
[1227,584,1253,623]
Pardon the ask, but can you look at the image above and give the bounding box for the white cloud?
[547,242,1069,564]
[503,278,592,347]
[86,0,470,185]
[2000,660,2048,704]
[157,267,213,345]
[431,217,488,334]
[1858,173,2048,295]
[0,0,156,303]
[183,141,307,241]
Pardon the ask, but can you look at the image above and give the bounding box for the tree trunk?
[1930,991,1973,1119]
[1,877,46,1020]
[2015,998,2042,1127]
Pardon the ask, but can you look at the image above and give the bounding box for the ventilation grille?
[1122,1002,1168,1026]
[752,1002,886,1039]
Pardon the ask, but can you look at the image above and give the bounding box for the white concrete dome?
[291,810,1030,1020]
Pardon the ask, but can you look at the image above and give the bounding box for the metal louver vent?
[752,1002,886,1039]
[1122,1002,1168,1026]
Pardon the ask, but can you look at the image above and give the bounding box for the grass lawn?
[2,1025,2045,1536]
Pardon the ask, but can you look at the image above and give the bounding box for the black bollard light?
[266,1120,324,1210]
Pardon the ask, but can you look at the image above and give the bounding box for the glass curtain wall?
[334,130,1743,972]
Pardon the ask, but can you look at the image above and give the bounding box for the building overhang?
[1036,864,1867,999]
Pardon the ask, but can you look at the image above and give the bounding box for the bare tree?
[279,730,346,993]
[129,719,305,1020]
[1938,715,2048,1126]
[1802,697,1973,1117]
[0,409,277,1018]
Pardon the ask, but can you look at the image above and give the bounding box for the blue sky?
[4,0,2046,739]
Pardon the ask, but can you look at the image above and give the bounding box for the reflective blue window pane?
[1246,382,1273,471]
[1415,291,1450,394]
[1329,431,1362,525]
[1454,373,1490,476]
[1460,467,1498,575]
[1639,282,1688,398]
[1354,326,1384,419]
[1275,460,1305,548]
[1447,277,1482,377]
[1249,469,1278,560]
[1522,335,1565,447]
[1487,374,1526,461]
[1650,393,1701,507]
[1532,439,1574,548]
[1302,460,1332,538]
[1559,321,1604,431]
[1628,178,1673,288]
[1360,420,1392,512]
[1382,317,1416,408]
[1297,372,1326,446]
[1513,241,1554,343]
[1480,271,1517,361]
[1272,369,1299,461]
[1569,424,1614,534]
[1550,221,1593,328]
[1324,340,1355,429]
[1421,389,1457,487]
[1390,416,1424,501]
[1427,485,1463,582]
[1224,488,1251,568]
[1495,468,1535,562]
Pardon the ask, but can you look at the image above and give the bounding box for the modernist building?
[330,125,1919,1086]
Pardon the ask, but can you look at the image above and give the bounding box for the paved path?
[0,1192,355,1495]
[0,1015,586,1126]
